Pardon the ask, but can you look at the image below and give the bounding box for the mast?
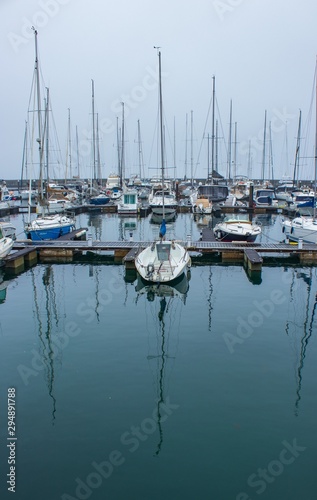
[215,119,219,173]
[66,108,72,182]
[44,87,50,188]
[247,140,252,179]
[96,113,102,184]
[116,117,121,183]
[261,109,267,182]
[293,110,301,188]
[233,121,237,180]
[20,121,28,189]
[314,59,317,220]
[156,48,165,219]
[211,75,216,174]
[184,113,188,181]
[269,121,274,182]
[227,100,232,181]
[32,27,44,199]
[137,119,144,179]
[91,79,96,182]
[121,102,125,188]
[190,110,193,185]
[207,133,210,180]
[76,125,80,179]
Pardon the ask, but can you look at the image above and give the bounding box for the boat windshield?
[156,242,171,261]
[223,214,249,223]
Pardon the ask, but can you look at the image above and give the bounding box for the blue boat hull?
[26,224,74,241]
[89,197,110,205]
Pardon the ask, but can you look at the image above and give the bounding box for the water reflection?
[285,267,317,416]
[0,270,9,303]
[31,266,59,423]
[135,272,190,455]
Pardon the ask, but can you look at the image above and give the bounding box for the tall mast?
[32,28,43,199]
[20,121,28,188]
[96,113,102,184]
[261,109,267,182]
[156,48,165,219]
[207,133,210,180]
[66,108,72,181]
[293,109,302,187]
[91,79,96,182]
[215,119,219,173]
[184,113,188,181]
[314,59,317,219]
[233,121,237,180]
[211,75,216,174]
[247,140,252,179]
[227,100,232,181]
[121,102,125,188]
[76,125,80,179]
[190,110,193,185]
[137,119,144,179]
[268,121,274,182]
[116,117,120,179]
[45,87,50,187]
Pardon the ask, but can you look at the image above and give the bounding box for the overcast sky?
[1,0,317,183]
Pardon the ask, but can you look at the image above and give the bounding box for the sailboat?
[135,49,191,283]
[282,62,317,243]
[24,29,75,241]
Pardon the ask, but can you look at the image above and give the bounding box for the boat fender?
[282,225,285,233]
[147,263,155,274]
[290,226,294,234]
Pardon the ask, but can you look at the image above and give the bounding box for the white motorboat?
[0,226,13,259]
[282,216,317,244]
[149,185,178,216]
[0,221,16,240]
[213,215,262,242]
[117,190,140,215]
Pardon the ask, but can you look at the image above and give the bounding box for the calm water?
[0,212,317,500]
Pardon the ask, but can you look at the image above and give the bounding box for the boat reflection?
[0,271,10,303]
[284,267,317,416]
[135,271,190,455]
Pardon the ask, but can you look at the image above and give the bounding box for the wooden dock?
[3,225,317,274]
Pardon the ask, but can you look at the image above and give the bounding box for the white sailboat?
[135,49,191,283]
[24,29,74,241]
[282,62,317,243]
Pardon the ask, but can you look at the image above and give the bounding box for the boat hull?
[213,221,261,242]
[282,217,317,244]
[135,240,191,284]
[0,237,13,258]
[25,224,74,241]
